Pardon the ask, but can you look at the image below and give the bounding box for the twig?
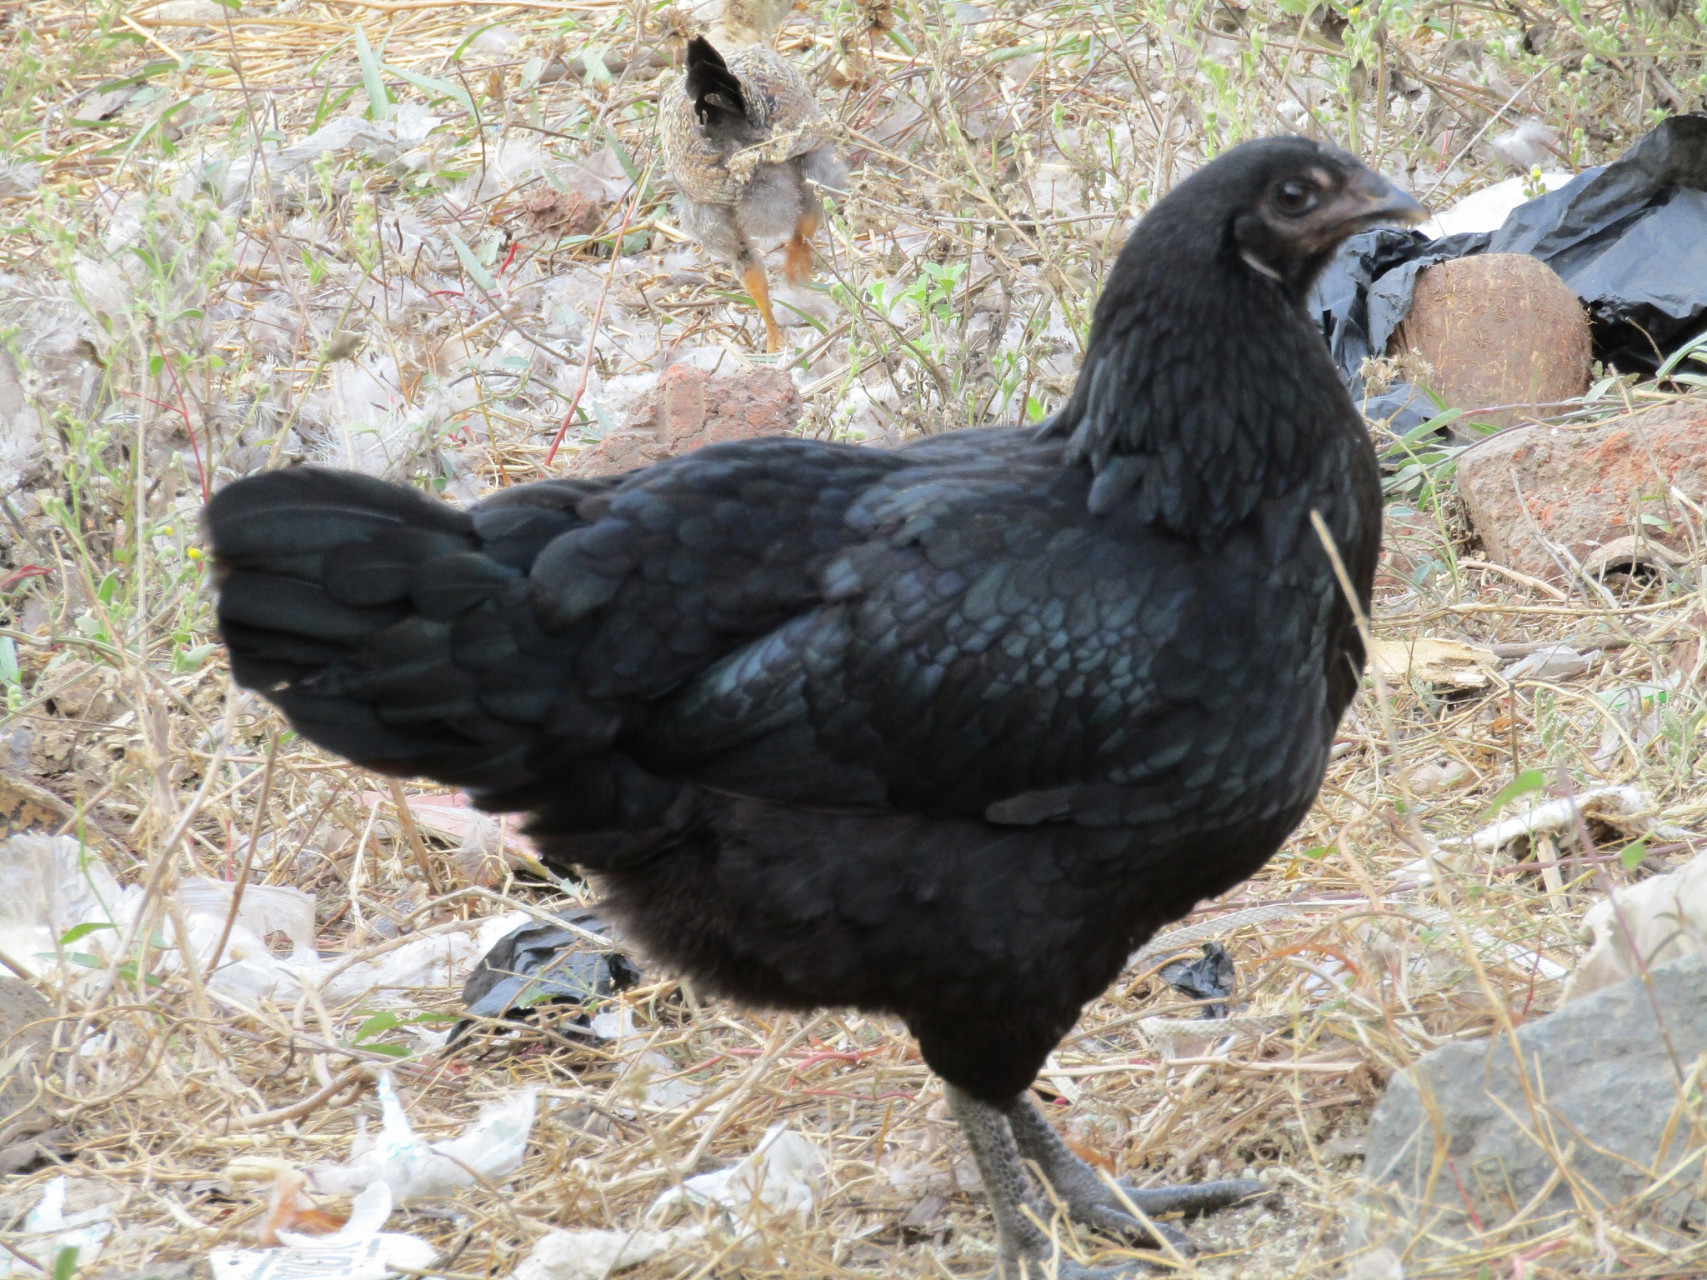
[206,734,279,979]
[388,778,443,897]
[224,1066,367,1131]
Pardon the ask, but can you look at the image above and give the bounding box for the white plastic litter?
[311,1072,539,1200]
[0,835,137,979]
[1417,171,1575,239]
[177,878,318,960]
[210,1182,437,1280]
[311,911,531,1008]
[647,1124,824,1230]
[0,1177,114,1276]
[0,834,528,1006]
[510,1226,702,1280]
[507,1127,823,1278]
[590,1005,704,1110]
[1563,850,1707,1003]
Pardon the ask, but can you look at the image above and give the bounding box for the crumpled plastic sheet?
[449,908,641,1045]
[310,1072,538,1200]
[0,832,534,1009]
[508,1127,825,1280]
[1311,114,1707,431]
[1562,849,1707,1004]
[647,1124,825,1230]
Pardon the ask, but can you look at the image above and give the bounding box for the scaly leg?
[947,1085,1144,1279]
[783,208,821,285]
[739,254,783,353]
[1008,1093,1272,1242]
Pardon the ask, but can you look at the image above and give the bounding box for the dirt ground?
[2,1,1707,1277]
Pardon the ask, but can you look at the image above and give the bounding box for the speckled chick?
[660,0,844,352]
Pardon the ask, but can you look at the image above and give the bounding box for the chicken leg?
[783,207,820,284]
[947,1085,1270,1279]
[738,253,783,353]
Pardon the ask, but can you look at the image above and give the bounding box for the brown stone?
[1455,399,1707,583]
[521,186,610,238]
[569,364,803,476]
[0,978,59,1162]
[1390,253,1592,433]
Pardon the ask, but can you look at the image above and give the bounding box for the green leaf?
[404,1011,459,1026]
[446,230,497,293]
[355,1010,400,1041]
[1655,326,1707,380]
[174,643,216,672]
[1395,407,1464,444]
[121,963,163,989]
[52,1245,79,1280]
[1478,769,1547,820]
[1299,845,1331,861]
[362,1042,411,1058]
[1619,835,1651,871]
[57,921,118,945]
[354,27,391,123]
[382,63,473,116]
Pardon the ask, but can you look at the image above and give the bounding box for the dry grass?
[2,0,1707,1276]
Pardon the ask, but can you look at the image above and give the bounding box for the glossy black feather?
[206,136,1390,1105]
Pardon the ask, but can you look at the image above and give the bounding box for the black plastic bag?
[1311,114,1707,431]
[1159,941,1237,1020]
[449,907,642,1045]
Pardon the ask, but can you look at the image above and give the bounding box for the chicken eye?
[1274,180,1317,216]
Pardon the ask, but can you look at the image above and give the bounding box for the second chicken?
[660,0,845,352]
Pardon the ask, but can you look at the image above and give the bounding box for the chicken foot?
[1007,1093,1271,1243]
[948,1085,1160,1279]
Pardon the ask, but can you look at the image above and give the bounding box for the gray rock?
[1357,952,1707,1264]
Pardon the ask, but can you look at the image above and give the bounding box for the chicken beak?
[1340,169,1429,230]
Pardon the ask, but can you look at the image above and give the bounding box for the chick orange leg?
[784,209,821,284]
[741,260,783,353]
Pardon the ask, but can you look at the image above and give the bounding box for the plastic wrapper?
[450,908,640,1045]
[209,1182,437,1280]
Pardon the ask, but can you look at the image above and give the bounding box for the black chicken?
[206,138,1423,1277]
